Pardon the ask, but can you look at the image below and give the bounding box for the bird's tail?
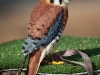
[25,48,43,75]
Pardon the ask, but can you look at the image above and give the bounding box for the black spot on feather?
[50,0,54,3]
[59,0,62,4]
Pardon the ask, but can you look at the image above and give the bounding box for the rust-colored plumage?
[28,0,64,39]
[25,49,42,75]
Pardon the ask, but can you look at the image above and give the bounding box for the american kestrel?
[18,0,71,75]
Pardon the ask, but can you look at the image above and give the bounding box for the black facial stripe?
[50,0,54,3]
[59,0,62,4]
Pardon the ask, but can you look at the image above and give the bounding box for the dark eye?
[59,0,62,4]
[50,0,54,3]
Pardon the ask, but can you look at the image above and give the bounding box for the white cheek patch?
[54,0,60,5]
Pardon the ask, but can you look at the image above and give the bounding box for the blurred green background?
[0,0,100,44]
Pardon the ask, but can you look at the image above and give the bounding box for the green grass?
[0,36,100,74]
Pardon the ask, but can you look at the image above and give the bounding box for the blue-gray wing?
[22,11,64,55]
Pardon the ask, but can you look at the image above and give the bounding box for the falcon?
[18,0,71,75]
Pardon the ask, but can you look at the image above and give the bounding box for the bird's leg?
[18,54,28,75]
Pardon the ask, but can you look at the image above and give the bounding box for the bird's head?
[45,0,71,6]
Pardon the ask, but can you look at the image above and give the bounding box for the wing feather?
[22,11,64,55]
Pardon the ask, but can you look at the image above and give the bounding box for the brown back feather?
[28,0,63,39]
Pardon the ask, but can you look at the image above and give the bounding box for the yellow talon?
[48,61,64,65]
